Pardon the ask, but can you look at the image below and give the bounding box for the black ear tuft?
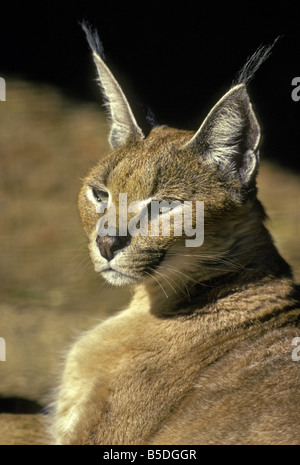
[233,37,281,86]
[145,106,160,128]
[80,20,106,61]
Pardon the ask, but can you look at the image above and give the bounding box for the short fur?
[51,28,300,445]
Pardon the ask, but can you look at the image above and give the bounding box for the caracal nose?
[96,235,129,261]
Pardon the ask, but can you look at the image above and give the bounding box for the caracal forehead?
[97,126,195,202]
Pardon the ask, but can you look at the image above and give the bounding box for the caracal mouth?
[101,266,141,286]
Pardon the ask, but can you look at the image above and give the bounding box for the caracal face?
[77,25,263,291]
[78,121,256,289]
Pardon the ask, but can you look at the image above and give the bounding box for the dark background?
[1,2,300,170]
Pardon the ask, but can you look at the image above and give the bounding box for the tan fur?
[50,36,300,445]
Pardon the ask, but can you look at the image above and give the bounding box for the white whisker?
[153,268,178,295]
[162,265,191,301]
[163,264,210,288]
[144,270,169,298]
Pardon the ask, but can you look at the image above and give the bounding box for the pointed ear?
[184,84,261,185]
[82,23,144,149]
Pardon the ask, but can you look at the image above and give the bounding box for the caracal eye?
[159,206,171,215]
[92,188,108,203]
